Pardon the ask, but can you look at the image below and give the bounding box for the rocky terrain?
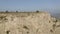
[0,12,60,34]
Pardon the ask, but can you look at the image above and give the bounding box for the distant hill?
[48,10,60,19]
[50,13,60,19]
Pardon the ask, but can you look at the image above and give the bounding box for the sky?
[0,0,60,12]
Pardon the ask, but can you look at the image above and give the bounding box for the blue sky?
[0,0,60,11]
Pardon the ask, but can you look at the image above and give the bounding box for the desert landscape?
[0,11,60,34]
[0,0,60,34]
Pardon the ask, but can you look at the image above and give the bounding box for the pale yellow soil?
[0,12,60,34]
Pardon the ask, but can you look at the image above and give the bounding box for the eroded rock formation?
[0,12,60,34]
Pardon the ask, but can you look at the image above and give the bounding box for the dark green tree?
[16,11,18,12]
[5,10,8,13]
[36,10,39,13]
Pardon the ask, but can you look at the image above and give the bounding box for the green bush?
[5,10,8,13]
[36,10,39,13]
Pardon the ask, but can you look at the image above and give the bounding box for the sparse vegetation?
[6,30,10,34]
[5,10,9,13]
[16,11,18,12]
[36,10,39,13]
[23,26,29,30]
[50,29,53,32]
[52,24,56,30]
[49,21,51,23]
[0,16,6,20]
[53,19,58,23]
[27,31,29,34]
[0,16,8,23]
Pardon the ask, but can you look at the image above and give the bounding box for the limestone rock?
[0,12,60,34]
